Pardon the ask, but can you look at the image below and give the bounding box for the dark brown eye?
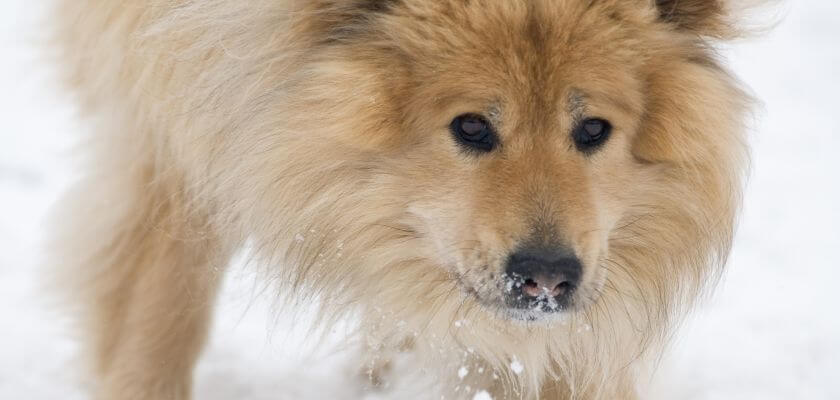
[450,114,497,152]
[573,118,612,152]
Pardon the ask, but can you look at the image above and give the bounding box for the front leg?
[539,372,639,400]
[52,168,230,400]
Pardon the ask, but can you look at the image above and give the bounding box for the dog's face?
[287,0,743,323]
[337,1,652,321]
[410,20,643,320]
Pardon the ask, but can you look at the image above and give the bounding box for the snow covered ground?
[1,1,838,399]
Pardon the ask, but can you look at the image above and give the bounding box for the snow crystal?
[504,279,515,293]
[510,358,524,375]
[458,366,469,379]
[473,390,493,400]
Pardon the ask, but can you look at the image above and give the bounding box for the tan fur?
[51,0,755,399]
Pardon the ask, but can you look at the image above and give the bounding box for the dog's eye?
[573,118,612,152]
[450,114,497,152]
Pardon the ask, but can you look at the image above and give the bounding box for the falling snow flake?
[473,390,493,400]
[510,358,524,375]
[458,366,469,379]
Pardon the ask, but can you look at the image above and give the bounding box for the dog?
[50,0,754,398]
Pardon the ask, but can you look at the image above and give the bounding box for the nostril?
[552,281,573,297]
[522,278,540,297]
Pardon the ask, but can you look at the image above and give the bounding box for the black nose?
[504,246,582,310]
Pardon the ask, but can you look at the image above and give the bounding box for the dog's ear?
[654,0,735,38]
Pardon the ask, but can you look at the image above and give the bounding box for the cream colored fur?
[51,0,755,399]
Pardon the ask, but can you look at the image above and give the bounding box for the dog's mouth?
[489,295,577,323]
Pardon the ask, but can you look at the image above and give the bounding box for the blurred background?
[1,1,838,399]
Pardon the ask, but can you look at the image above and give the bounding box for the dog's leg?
[358,332,417,390]
[51,161,230,400]
[539,372,639,400]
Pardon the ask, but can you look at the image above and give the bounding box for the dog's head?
[253,0,749,325]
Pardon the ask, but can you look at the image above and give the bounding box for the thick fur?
[51,0,753,399]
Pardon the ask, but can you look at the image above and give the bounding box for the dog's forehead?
[387,0,646,53]
[382,0,649,104]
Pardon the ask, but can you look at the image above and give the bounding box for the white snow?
[510,359,524,376]
[473,390,494,400]
[1,1,839,400]
[458,366,470,380]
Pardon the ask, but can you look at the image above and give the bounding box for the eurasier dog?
[52,0,755,398]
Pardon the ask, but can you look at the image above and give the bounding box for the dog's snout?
[504,246,582,310]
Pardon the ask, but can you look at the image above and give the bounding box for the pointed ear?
[655,0,735,38]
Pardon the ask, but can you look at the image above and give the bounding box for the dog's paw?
[359,354,394,391]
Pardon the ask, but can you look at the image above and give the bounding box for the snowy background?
[1,1,838,399]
